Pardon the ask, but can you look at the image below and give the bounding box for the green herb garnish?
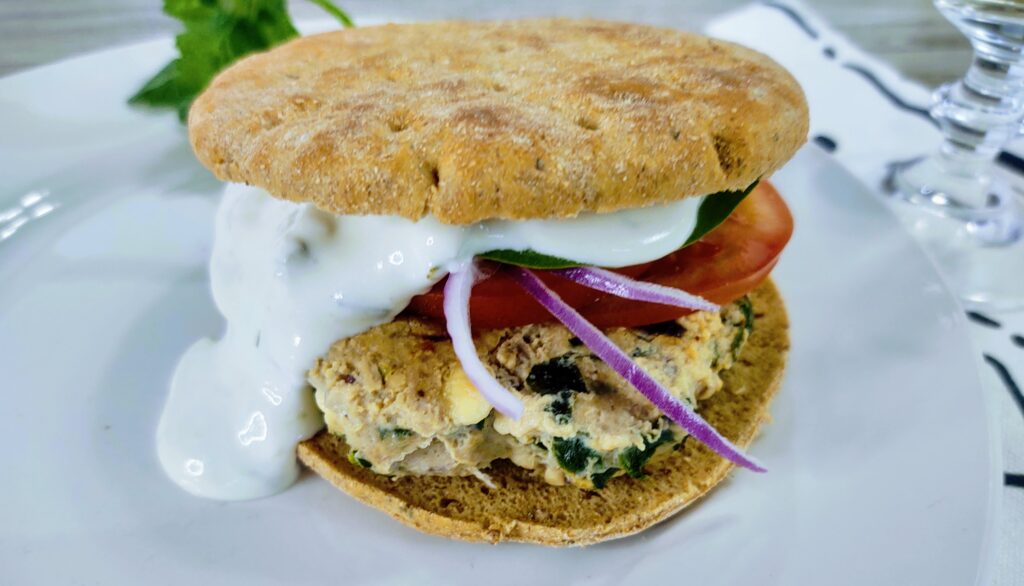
[129,0,354,121]
[477,180,758,269]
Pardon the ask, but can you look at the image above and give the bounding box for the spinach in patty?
[552,436,599,474]
[378,427,414,440]
[590,466,619,489]
[546,390,575,424]
[619,427,677,478]
[527,355,587,395]
[529,354,589,424]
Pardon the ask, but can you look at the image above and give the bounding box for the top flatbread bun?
[189,19,808,224]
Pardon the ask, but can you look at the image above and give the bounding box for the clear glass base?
[887,160,1024,311]
[890,155,1023,243]
[884,0,1024,311]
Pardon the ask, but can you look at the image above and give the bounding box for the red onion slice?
[443,260,524,419]
[554,266,719,312]
[511,267,765,472]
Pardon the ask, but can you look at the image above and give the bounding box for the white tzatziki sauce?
[158,183,704,500]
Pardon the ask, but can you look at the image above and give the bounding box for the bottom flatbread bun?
[298,279,789,546]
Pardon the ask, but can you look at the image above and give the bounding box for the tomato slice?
[404,181,793,329]
[580,181,792,327]
[405,261,649,329]
[406,264,599,328]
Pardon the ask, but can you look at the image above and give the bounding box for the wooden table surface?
[0,0,969,87]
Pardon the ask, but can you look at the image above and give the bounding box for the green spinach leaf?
[478,180,758,268]
[476,249,581,269]
[683,180,759,246]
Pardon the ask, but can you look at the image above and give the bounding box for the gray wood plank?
[0,0,970,87]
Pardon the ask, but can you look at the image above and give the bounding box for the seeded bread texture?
[297,279,788,545]
[189,19,808,224]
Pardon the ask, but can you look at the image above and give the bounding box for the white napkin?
[705,2,1024,583]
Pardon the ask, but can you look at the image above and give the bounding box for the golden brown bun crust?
[297,279,789,545]
[189,19,808,224]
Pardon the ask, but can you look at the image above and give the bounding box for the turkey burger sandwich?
[160,18,808,545]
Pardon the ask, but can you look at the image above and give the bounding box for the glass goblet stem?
[893,0,1024,244]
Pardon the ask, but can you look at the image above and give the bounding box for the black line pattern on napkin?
[768,1,1024,177]
[813,135,838,153]
[762,1,819,39]
[841,43,1024,176]
[984,354,1024,417]
[765,3,931,125]
[967,311,1003,329]
[996,150,1024,175]
[1013,334,1024,349]
[983,355,1024,489]
[841,64,935,124]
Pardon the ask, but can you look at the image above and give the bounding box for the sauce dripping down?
[158,184,704,500]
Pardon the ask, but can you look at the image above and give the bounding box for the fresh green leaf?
[477,180,759,269]
[683,180,759,246]
[128,60,186,106]
[307,0,355,27]
[476,249,582,269]
[130,0,354,121]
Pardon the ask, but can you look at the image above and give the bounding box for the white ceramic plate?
[0,31,1001,586]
